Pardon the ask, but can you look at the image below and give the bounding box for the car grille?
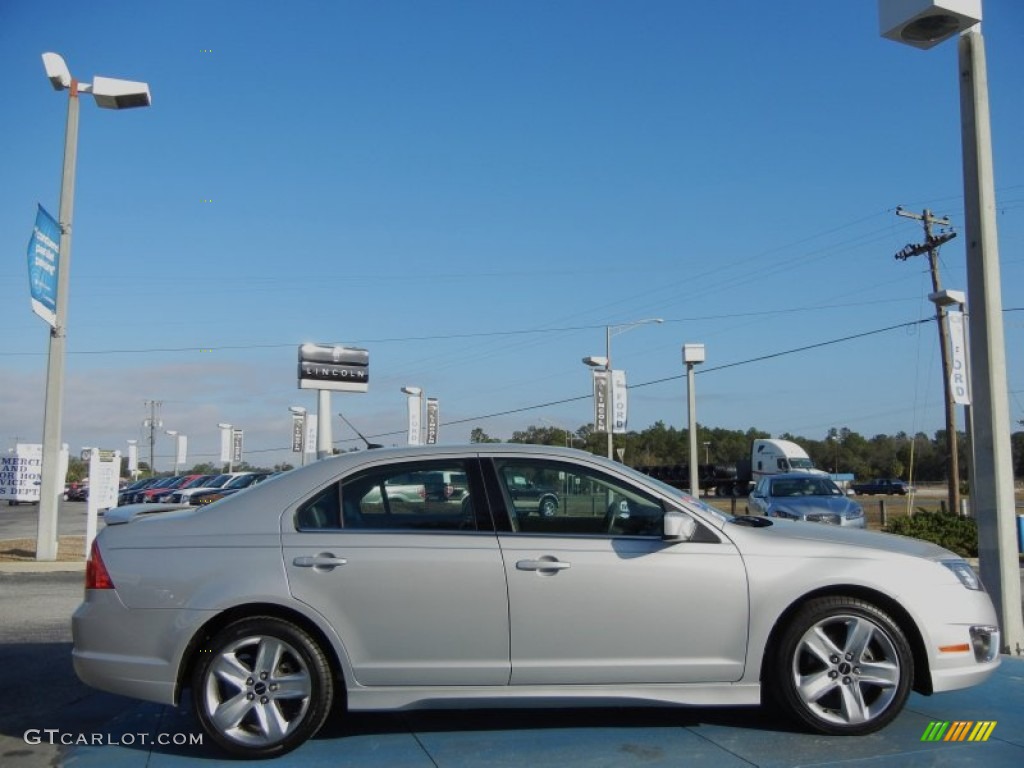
[805,513,841,525]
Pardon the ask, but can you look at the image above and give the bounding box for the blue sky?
[1,0,1022,470]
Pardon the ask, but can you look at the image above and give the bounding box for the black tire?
[769,596,912,735]
[538,495,558,517]
[192,616,335,758]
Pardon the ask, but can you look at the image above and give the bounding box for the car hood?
[734,516,955,560]
[767,496,861,516]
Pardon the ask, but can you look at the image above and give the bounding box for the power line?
[4,301,1013,358]
[232,315,939,456]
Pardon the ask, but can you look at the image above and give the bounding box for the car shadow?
[316,702,801,741]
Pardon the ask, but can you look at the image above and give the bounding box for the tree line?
[62,424,1023,484]
[472,423,1024,483]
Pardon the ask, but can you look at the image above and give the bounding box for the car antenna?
[338,412,383,449]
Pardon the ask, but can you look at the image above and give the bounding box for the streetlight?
[164,430,181,476]
[583,318,663,460]
[879,0,1023,652]
[401,387,423,446]
[703,441,712,465]
[289,406,308,466]
[683,344,705,496]
[35,53,151,561]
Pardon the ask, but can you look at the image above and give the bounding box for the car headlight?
[845,506,864,518]
[941,559,983,591]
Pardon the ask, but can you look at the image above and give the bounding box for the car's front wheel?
[192,616,334,758]
[771,596,912,735]
[538,495,558,517]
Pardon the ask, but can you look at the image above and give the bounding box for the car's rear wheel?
[771,596,912,735]
[192,617,334,758]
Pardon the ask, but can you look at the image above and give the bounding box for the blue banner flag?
[27,204,61,328]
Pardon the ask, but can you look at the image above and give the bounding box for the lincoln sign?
[298,344,370,393]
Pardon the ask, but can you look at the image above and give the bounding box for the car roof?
[195,444,606,518]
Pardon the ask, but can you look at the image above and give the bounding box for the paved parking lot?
[45,656,1024,767]
[2,500,1023,767]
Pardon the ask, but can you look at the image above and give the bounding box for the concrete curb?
[0,559,85,573]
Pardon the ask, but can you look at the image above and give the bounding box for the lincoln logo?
[302,364,367,379]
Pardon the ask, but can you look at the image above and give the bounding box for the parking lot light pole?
[683,344,705,496]
[584,318,663,460]
[35,53,151,561]
[879,0,1023,653]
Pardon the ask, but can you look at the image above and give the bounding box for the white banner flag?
[220,427,231,463]
[947,310,971,405]
[407,395,422,445]
[611,369,628,434]
[305,420,318,455]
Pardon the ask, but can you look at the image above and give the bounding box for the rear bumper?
[72,591,212,706]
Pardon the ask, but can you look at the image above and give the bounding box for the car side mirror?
[662,510,697,542]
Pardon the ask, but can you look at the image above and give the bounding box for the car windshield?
[225,474,265,489]
[771,478,840,497]
[788,458,815,469]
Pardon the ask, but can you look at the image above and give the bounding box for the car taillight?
[85,541,115,590]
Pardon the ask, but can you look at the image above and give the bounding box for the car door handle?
[293,554,348,569]
[516,559,571,572]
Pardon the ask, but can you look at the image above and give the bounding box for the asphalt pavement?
[2,501,1024,766]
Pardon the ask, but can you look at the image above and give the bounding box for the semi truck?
[637,438,824,496]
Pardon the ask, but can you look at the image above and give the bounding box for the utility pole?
[894,207,960,514]
[143,400,162,475]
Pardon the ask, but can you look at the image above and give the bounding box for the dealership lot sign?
[0,444,44,502]
[298,344,370,393]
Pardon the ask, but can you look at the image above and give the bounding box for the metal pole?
[958,27,1024,654]
[36,81,80,561]
[687,362,698,496]
[921,212,961,515]
[317,389,332,459]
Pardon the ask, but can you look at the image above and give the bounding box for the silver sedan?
[73,444,999,758]
[749,473,866,528]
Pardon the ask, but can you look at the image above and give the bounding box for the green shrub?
[883,510,978,558]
